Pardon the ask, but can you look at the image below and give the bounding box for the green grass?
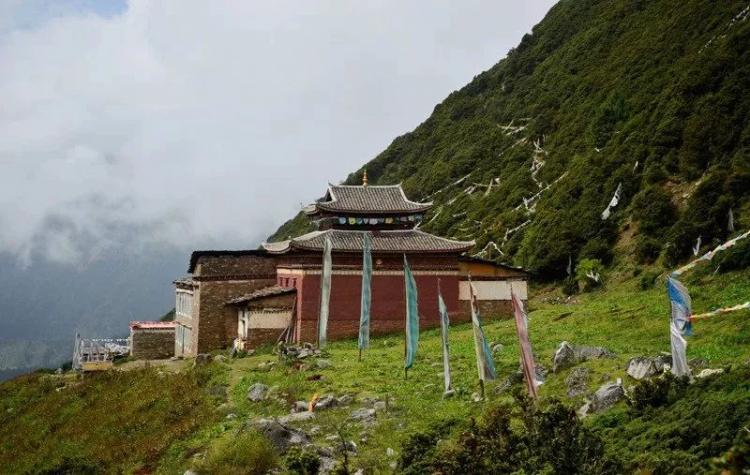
[1,267,748,473]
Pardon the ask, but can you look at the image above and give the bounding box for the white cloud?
[0,0,555,264]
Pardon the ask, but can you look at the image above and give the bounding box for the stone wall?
[195,254,277,277]
[196,278,276,354]
[178,253,278,356]
[131,329,175,360]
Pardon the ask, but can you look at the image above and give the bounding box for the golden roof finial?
[362,169,368,187]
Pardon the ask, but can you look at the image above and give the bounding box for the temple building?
[172,180,528,357]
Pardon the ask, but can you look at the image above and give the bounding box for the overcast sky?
[0,0,556,266]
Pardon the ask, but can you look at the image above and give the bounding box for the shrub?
[284,446,321,475]
[398,397,619,474]
[638,270,660,290]
[635,236,663,264]
[716,238,750,273]
[195,431,278,475]
[626,373,689,412]
[575,258,604,291]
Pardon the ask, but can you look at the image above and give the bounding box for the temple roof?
[304,184,432,215]
[262,229,474,254]
[227,285,296,305]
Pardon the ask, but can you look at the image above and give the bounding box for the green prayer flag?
[404,255,419,369]
[358,232,372,350]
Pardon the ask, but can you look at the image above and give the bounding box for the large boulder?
[565,367,590,398]
[626,355,672,380]
[247,382,269,402]
[552,341,614,372]
[579,380,624,415]
[252,418,310,452]
[315,394,338,410]
[279,411,316,424]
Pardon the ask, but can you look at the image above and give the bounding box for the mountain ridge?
[270,0,750,280]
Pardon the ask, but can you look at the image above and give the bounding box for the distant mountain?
[0,247,187,372]
[272,0,750,279]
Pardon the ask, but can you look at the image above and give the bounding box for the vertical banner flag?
[318,236,333,347]
[358,232,373,351]
[667,275,693,337]
[666,275,692,377]
[437,284,452,393]
[511,289,538,398]
[469,279,497,382]
[404,255,419,370]
[670,323,690,377]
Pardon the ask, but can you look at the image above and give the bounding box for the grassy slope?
[0,266,748,473]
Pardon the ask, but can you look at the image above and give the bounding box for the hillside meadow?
[0,266,748,473]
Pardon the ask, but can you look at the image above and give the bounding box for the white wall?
[458,280,528,300]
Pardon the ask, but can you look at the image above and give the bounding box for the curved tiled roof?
[262,229,473,254]
[307,184,432,215]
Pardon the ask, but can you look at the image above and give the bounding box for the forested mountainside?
[271,0,750,279]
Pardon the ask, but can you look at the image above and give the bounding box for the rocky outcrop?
[552,341,614,372]
[626,355,672,380]
[251,418,310,452]
[246,382,269,402]
[579,380,624,416]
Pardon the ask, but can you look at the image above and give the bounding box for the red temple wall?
[282,272,463,343]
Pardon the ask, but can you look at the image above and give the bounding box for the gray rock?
[491,342,504,355]
[553,341,614,372]
[184,470,198,475]
[350,408,376,423]
[194,353,212,366]
[626,355,671,380]
[252,419,310,452]
[316,359,332,369]
[226,413,237,420]
[246,382,269,402]
[214,354,228,363]
[696,368,724,379]
[278,411,316,424]
[552,342,577,373]
[292,400,309,413]
[337,394,353,405]
[565,367,590,397]
[279,411,315,424]
[373,401,387,412]
[580,380,624,415]
[315,394,338,410]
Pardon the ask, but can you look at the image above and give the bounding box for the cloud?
[0,0,555,265]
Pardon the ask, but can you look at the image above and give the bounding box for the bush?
[398,397,619,474]
[638,270,660,290]
[196,431,278,475]
[575,258,604,291]
[284,446,321,475]
[635,236,663,264]
[716,238,750,273]
[626,373,689,412]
